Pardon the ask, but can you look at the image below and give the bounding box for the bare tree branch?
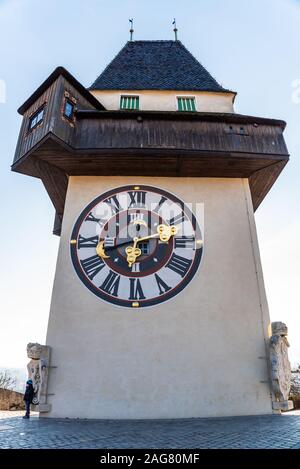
[0,370,17,390]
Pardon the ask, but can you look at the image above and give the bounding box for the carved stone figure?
[269,322,293,411]
[27,343,51,412]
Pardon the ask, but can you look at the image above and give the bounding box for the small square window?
[29,106,45,131]
[177,97,196,112]
[139,243,149,255]
[120,95,139,110]
[63,99,74,120]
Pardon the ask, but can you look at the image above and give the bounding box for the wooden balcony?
[12,67,289,235]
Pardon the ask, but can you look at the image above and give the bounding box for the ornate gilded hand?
[125,242,142,268]
[156,224,177,242]
[125,224,178,267]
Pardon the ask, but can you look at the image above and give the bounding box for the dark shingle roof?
[90,40,232,93]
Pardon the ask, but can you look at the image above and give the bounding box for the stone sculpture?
[27,343,51,412]
[269,322,293,411]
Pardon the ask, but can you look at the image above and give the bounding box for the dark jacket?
[23,383,34,403]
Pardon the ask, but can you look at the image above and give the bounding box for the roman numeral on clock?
[80,255,105,280]
[131,263,140,273]
[168,212,185,226]
[86,212,106,226]
[128,191,146,208]
[174,236,195,249]
[100,270,120,296]
[129,278,146,300]
[104,195,122,214]
[166,253,192,278]
[128,212,145,223]
[104,237,115,247]
[155,274,171,295]
[78,235,99,249]
[153,196,167,213]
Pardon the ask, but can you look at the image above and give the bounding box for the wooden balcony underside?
[12,131,288,223]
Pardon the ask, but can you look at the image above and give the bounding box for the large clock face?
[70,185,203,308]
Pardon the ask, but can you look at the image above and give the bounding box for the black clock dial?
[70,185,203,308]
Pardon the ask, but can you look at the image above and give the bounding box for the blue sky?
[0,0,299,368]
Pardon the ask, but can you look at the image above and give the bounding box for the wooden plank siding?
[13,75,99,164]
[13,79,57,164]
[73,117,288,155]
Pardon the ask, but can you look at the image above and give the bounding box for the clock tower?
[13,40,289,418]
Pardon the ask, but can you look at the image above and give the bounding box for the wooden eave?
[11,111,289,235]
[75,110,286,129]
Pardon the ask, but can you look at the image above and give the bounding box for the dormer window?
[177,97,196,112]
[63,99,75,120]
[28,105,45,131]
[120,95,139,110]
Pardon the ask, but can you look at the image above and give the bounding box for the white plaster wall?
[44,176,272,419]
[91,90,235,113]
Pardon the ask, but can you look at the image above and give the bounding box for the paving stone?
[0,411,300,448]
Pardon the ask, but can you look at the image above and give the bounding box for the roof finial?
[172,18,178,41]
[129,18,134,41]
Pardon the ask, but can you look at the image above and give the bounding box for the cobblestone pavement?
[0,411,300,449]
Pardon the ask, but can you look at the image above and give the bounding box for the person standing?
[23,379,34,419]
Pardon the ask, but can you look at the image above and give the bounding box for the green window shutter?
[177,97,196,112]
[120,96,139,110]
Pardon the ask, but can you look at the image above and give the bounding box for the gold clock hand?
[125,238,142,268]
[135,232,160,243]
[125,225,178,267]
[96,237,141,259]
[137,224,178,243]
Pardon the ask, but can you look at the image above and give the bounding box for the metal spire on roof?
[129,18,134,41]
[172,18,178,41]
